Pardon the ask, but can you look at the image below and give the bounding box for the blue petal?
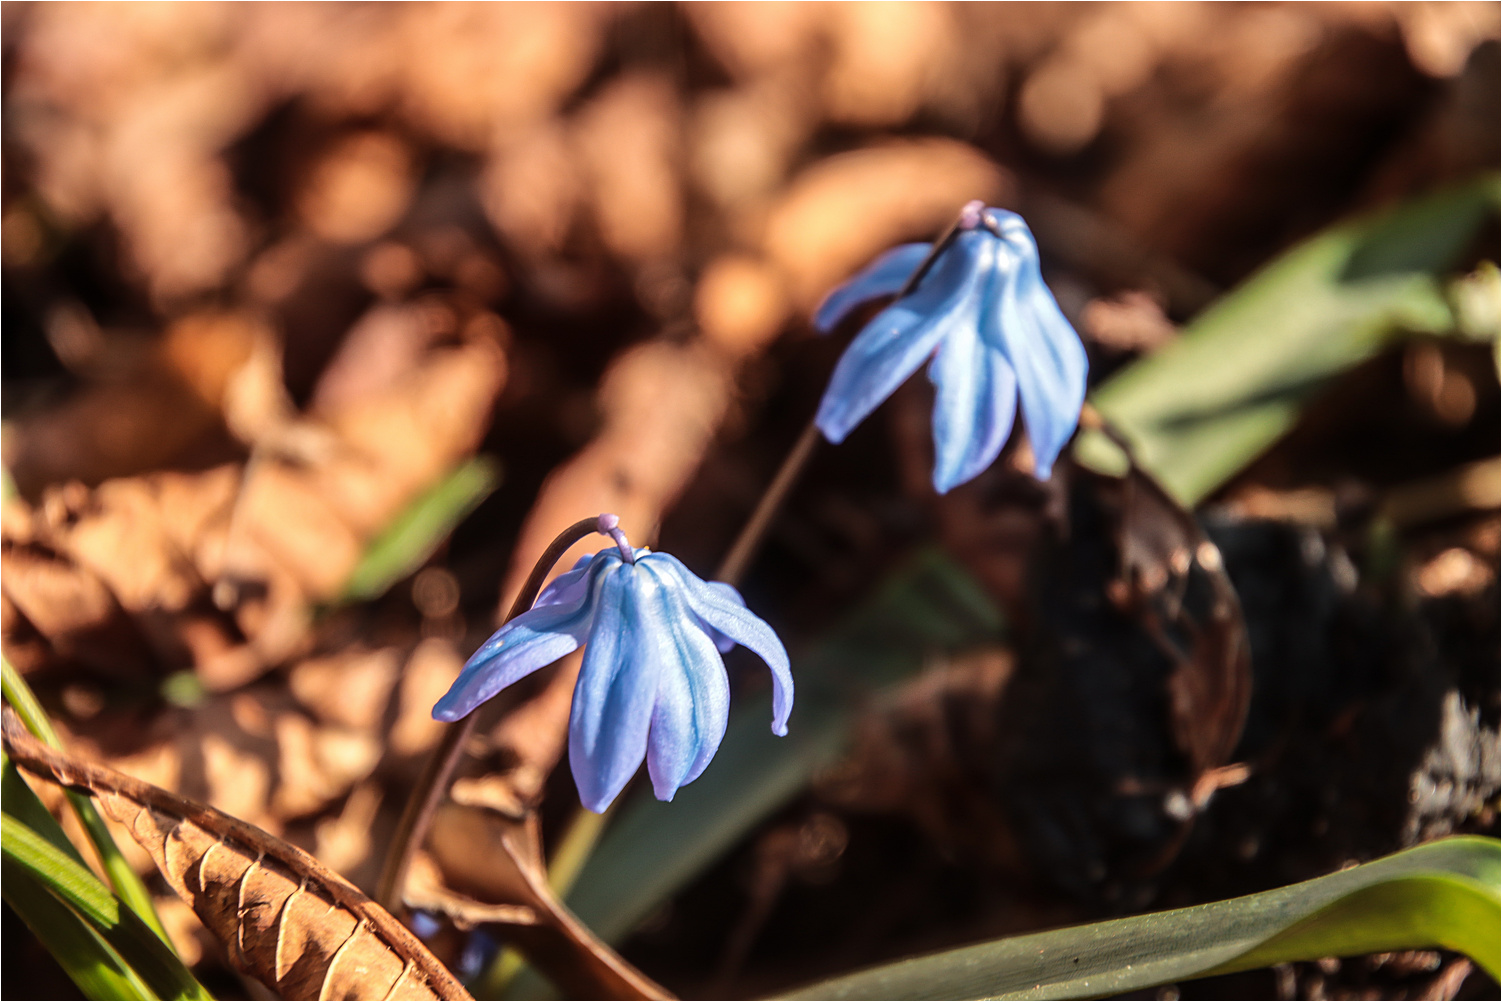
[926,240,1019,492]
[432,577,598,722]
[697,581,744,654]
[638,562,730,801]
[568,564,663,812]
[813,243,932,333]
[815,231,991,445]
[649,553,793,736]
[986,228,1088,479]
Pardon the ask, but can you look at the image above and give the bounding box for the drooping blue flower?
[433,531,792,813]
[814,202,1088,493]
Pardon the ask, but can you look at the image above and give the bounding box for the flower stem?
[713,204,972,587]
[715,419,821,586]
[376,515,607,913]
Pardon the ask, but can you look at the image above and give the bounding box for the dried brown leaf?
[423,803,670,1000]
[3,709,471,1002]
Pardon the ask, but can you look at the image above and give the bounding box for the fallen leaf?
[3,709,472,1002]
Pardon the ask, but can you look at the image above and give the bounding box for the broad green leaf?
[3,658,170,941]
[1077,174,1500,505]
[565,549,1003,945]
[778,836,1499,1000]
[4,814,213,1001]
[3,858,156,1001]
[342,455,501,602]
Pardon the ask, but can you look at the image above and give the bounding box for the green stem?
[2,659,170,942]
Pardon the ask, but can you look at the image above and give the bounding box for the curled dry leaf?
[2,710,472,1002]
[423,802,670,1001]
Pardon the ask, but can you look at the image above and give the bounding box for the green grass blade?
[3,857,156,1001]
[4,751,90,866]
[341,455,501,602]
[565,549,1003,945]
[1078,174,1500,505]
[4,814,214,1001]
[5,812,123,928]
[777,836,1500,1000]
[3,658,171,941]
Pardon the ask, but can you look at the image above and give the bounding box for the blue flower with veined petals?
[433,542,792,813]
[814,202,1088,493]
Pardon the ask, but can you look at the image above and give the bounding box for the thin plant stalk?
[376,516,608,913]
[1,659,170,943]
[713,208,970,588]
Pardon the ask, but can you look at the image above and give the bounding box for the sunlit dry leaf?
[822,1,961,126]
[4,710,473,1002]
[483,120,582,256]
[313,781,383,880]
[694,255,790,360]
[763,140,1011,308]
[271,712,381,821]
[396,2,604,147]
[685,2,829,78]
[575,74,684,262]
[298,131,417,245]
[289,649,400,733]
[390,640,464,758]
[1,534,154,678]
[689,78,813,209]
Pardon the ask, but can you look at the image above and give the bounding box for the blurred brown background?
[2,3,1498,999]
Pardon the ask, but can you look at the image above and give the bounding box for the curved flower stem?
[713,206,974,588]
[376,515,606,913]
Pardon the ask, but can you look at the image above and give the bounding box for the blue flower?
[814,202,1088,492]
[433,542,793,813]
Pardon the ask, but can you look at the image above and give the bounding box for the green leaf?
[3,752,89,867]
[565,549,1002,945]
[777,836,1499,1000]
[3,857,156,1001]
[3,658,171,942]
[341,455,501,602]
[1077,174,1500,506]
[4,814,214,1001]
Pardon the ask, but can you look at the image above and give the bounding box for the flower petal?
[986,221,1088,479]
[813,242,932,333]
[432,600,594,722]
[638,562,731,801]
[697,580,744,653]
[815,231,991,444]
[648,554,793,736]
[926,246,1019,492]
[568,564,663,812]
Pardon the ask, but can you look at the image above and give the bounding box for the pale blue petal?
[432,599,594,722]
[638,562,730,801]
[649,553,793,736]
[698,580,744,653]
[986,230,1088,479]
[926,243,1019,492]
[813,243,932,333]
[815,231,990,445]
[568,565,662,812]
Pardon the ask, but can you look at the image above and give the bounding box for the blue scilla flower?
[433,521,792,813]
[814,201,1088,493]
